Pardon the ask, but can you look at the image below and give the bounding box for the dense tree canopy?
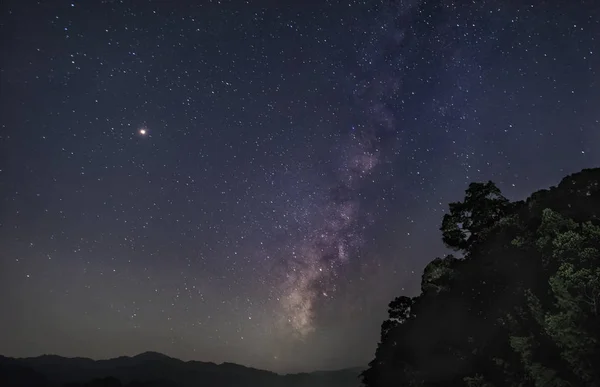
[362,168,600,387]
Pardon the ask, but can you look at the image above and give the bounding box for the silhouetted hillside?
[0,353,363,387]
[362,167,600,387]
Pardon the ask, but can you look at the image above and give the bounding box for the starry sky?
[1,0,599,374]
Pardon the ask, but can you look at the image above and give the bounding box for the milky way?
[276,1,423,337]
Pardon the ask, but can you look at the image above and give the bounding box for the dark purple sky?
[1,0,598,373]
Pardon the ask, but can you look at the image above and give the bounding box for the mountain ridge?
[0,352,364,387]
[2,352,362,375]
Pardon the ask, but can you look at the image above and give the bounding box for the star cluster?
[1,0,599,373]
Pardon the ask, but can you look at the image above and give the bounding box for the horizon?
[1,0,598,377]
[1,351,365,375]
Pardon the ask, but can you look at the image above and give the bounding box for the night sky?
[1,0,599,374]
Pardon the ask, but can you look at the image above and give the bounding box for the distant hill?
[0,352,364,387]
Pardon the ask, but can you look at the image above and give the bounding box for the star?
[139,128,147,136]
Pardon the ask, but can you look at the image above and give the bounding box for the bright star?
[139,128,147,135]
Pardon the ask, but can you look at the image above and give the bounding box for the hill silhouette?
[0,353,363,387]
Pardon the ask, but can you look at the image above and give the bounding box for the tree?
[381,296,414,337]
[441,181,510,252]
[362,168,600,387]
[514,209,600,386]
[420,254,459,294]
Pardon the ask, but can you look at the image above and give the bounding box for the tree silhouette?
[362,168,600,387]
[441,181,510,252]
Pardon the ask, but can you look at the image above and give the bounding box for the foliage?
[362,168,600,387]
